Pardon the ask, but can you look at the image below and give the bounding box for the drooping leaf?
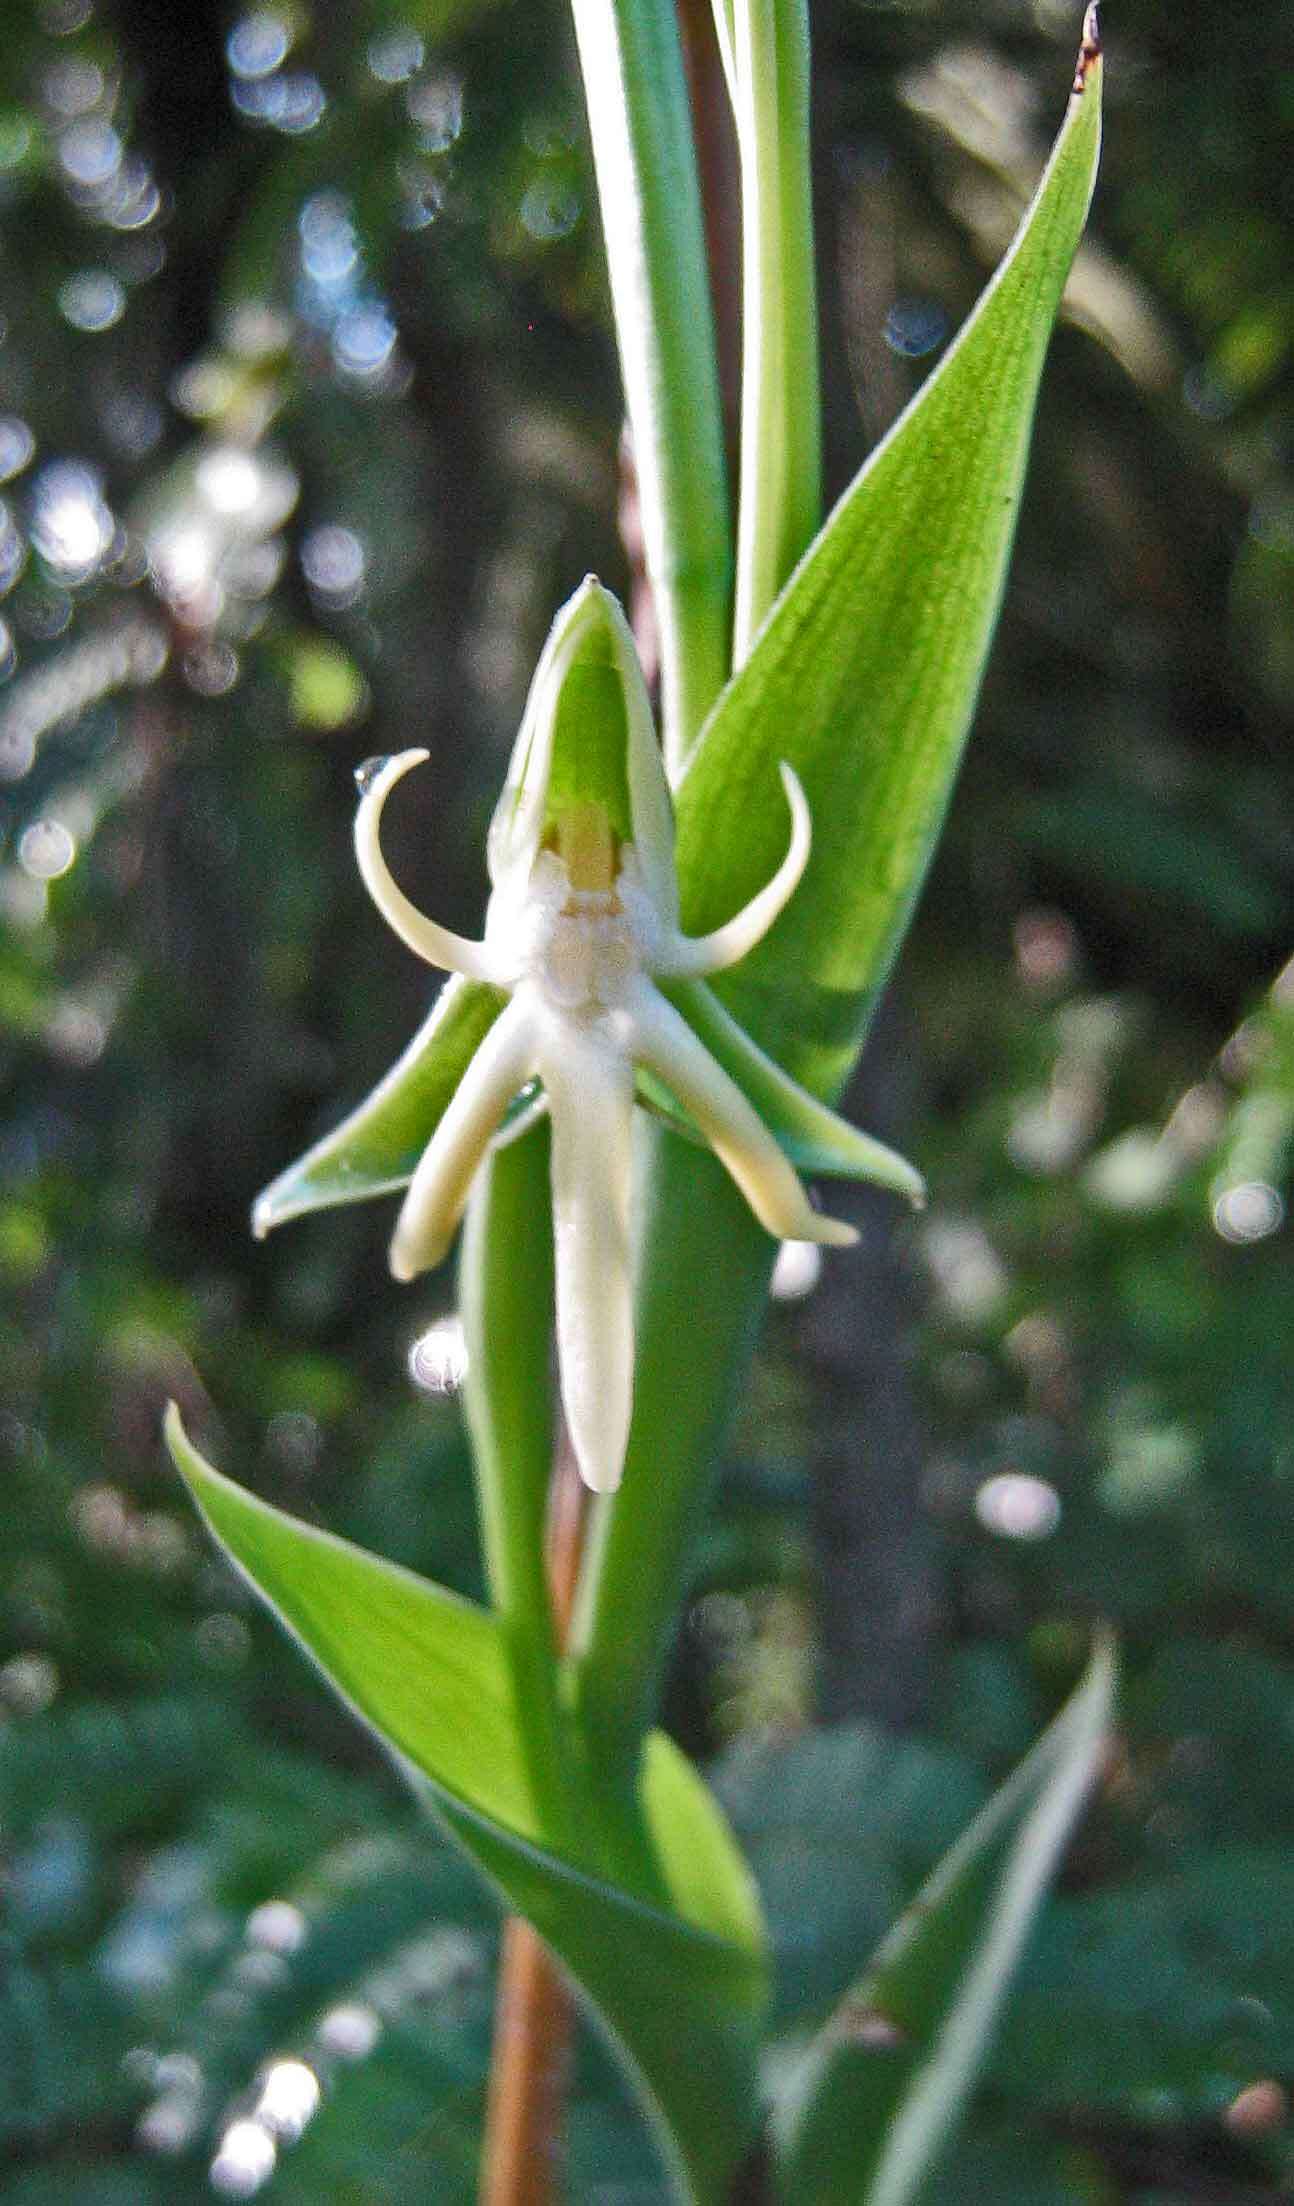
[250,975,505,1235]
[773,1637,1115,2206]
[673,14,1104,1098]
[167,1412,768,2204]
[167,1405,547,1844]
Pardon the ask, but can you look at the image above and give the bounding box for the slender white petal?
[626,978,858,1248]
[356,750,506,982]
[658,762,811,977]
[537,1014,636,1494]
[390,998,537,1279]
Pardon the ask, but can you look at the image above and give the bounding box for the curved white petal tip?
[354,748,502,983]
[575,1442,625,1495]
[628,979,859,1249]
[663,760,812,977]
[809,1210,860,1249]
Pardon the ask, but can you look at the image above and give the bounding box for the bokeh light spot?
[974,1472,1062,1541]
[58,269,126,332]
[226,11,291,80]
[1212,1179,1284,1244]
[210,2118,276,2198]
[18,818,76,879]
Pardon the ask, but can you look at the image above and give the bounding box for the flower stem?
[479,1435,587,2206]
[724,0,821,664]
[460,1121,556,1653]
[569,0,732,772]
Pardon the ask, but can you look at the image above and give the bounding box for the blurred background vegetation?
[2,0,1294,2197]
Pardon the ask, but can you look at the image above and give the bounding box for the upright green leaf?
[454,1118,575,1823]
[457,1118,557,1648]
[774,1638,1116,2206]
[673,14,1104,1096]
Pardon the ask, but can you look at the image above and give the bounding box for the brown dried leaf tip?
[1072,1,1102,95]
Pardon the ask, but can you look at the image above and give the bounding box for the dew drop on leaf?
[353,755,391,797]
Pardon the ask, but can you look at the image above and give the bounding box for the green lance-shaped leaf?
[251,975,506,1235]
[773,1637,1116,2206]
[166,1410,768,2204]
[574,19,1103,1755]
[673,12,1104,1099]
[434,1781,765,2203]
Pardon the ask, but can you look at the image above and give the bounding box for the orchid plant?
[166,3,1114,2199]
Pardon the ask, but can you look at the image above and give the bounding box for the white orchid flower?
[351,578,856,1495]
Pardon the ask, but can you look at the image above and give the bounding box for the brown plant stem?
[478,1435,586,2206]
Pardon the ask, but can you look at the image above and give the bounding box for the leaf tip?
[1087,1620,1120,1697]
[162,1399,202,1491]
[1072,1,1102,96]
[162,1400,220,1509]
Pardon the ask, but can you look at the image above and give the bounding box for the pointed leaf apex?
[1072,2,1102,99]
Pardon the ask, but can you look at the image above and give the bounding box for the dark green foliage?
[715,1724,986,2027]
